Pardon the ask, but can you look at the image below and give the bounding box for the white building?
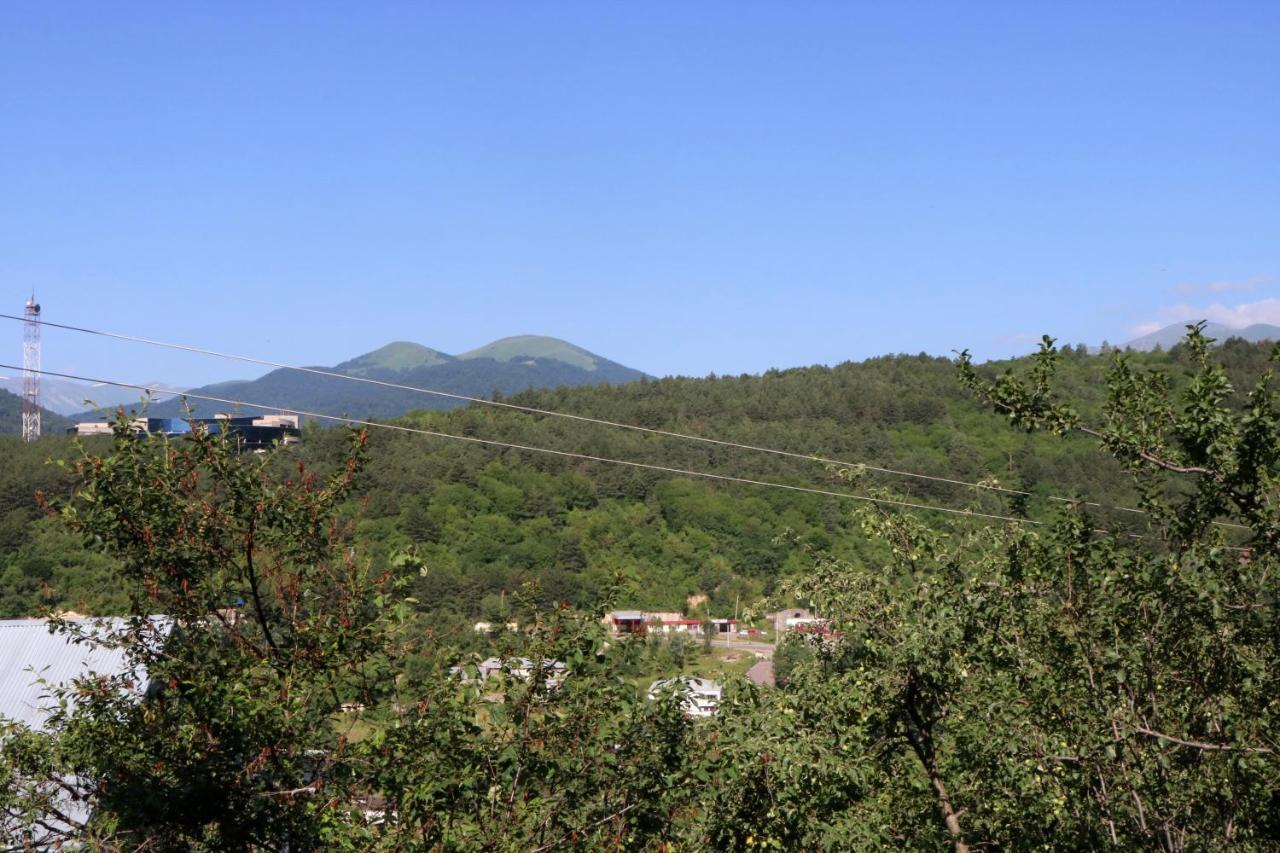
[0,616,170,847]
[647,676,723,718]
[451,657,566,689]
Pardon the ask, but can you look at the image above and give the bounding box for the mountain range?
[18,322,1280,433]
[0,374,180,415]
[1120,322,1280,352]
[73,335,651,423]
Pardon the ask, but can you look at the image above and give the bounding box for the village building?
[646,612,703,634]
[767,607,820,634]
[0,616,170,730]
[605,610,647,636]
[647,676,723,718]
[68,414,301,452]
[472,621,520,634]
[0,616,170,846]
[606,610,741,637]
[451,657,567,689]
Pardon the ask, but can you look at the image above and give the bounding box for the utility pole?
[21,294,40,442]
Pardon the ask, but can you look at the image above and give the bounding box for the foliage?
[1,329,1278,849]
[742,325,1280,849]
[357,602,700,850]
[0,418,395,849]
[0,419,703,850]
[8,340,1280,622]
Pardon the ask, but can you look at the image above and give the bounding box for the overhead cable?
[3,313,1244,533]
[0,313,1034,495]
[3,362,1042,527]
[17,364,1253,548]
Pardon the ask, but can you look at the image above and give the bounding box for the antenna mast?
[22,294,41,442]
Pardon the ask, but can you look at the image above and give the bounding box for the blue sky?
[2,3,1277,386]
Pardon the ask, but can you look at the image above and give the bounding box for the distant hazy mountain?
[1122,322,1280,352]
[80,336,651,421]
[0,374,181,415]
[0,388,73,435]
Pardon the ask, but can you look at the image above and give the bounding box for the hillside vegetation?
[2,337,1271,620]
[4,328,1277,849]
[0,388,72,436]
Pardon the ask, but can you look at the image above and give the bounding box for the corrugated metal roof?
[0,617,167,730]
[610,610,645,620]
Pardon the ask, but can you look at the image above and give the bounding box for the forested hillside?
[5,331,1279,848]
[2,338,1271,619]
[0,388,72,436]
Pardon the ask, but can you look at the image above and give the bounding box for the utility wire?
[0,313,1032,494]
[12,315,1251,533]
[15,364,1255,548]
[2,313,1241,531]
[3,362,1042,527]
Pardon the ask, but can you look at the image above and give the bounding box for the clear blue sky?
[2,3,1277,387]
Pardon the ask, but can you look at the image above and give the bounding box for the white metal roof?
[0,617,167,731]
[648,676,722,698]
[610,610,646,620]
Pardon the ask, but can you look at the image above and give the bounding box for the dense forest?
[2,338,1270,622]
[3,329,1276,849]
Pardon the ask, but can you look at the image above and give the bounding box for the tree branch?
[258,784,317,798]
[901,684,969,853]
[528,801,642,853]
[1132,726,1276,756]
[243,515,280,660]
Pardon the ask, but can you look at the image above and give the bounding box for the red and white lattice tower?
[21,294,41,442]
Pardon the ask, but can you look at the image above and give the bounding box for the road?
[708,636,776,659]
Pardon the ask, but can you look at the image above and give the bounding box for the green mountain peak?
[337,341,453,376]
[458,335,600,371]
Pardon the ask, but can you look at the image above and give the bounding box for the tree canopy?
[1,328,1278,849]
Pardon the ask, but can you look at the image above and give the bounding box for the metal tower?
[21,294,40,442]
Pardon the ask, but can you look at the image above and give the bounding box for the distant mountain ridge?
[0,388,73,435]
[0,374,180,415]
[79,335,651,422]
[1122,322,1280,352]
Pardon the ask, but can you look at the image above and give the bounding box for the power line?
[14,363,1255,549]
[2,362,1043,527]
[0,313,1033,495]
[1,314,1247,532]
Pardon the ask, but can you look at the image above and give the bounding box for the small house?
[768,608,817,634]
[607,610,647,636]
